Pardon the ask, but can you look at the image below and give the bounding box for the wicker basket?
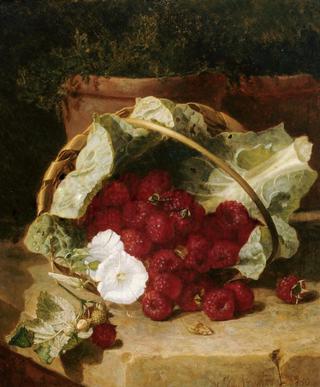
[37,102,280,271]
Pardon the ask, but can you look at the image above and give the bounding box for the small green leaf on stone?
[9,327,34,348]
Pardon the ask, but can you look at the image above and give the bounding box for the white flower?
[95,250,148,304]
[86,230,124,280]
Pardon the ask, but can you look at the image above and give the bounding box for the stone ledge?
[0,241,319,387]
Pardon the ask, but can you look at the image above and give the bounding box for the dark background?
[1,0,320,240]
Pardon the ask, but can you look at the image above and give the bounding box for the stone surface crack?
[270,349,283,386]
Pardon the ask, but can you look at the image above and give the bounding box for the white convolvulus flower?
[86,230,124,281]
[95,250,149,304]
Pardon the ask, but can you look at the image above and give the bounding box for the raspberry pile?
[82,169,258,321]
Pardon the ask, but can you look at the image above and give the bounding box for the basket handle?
[125,117,280,262]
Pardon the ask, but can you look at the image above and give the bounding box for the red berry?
[161,189,194,212]
[149,249,182,277]
[121,228,152,258]
[197,274,218,293]
[137,170,172,201]
[146,211,175,244]
[152,273,183,300]
[209,240,240,269]
[276,275,306,304]
[93,208,123,234]
[185,252,211,273]
[178,284,203,312]
[237,219,257,246]
[216,201,250,232]
[203,289,235,321]
[100,181,130,207]
[142,290,173,321]
[202,214,236,242]
[123,200,155,230]
[224,281,254,313]
[175,269,199,284]
[190,202,206,231]
[119,172,141,199]
[170,210,193,236]
[91,323,117,349]
[186,234,210,256]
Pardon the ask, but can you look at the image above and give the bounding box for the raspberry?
[92,207,123,234]
[185,252,211,273]
[161,189,194,212]
[216,201,250,232]
[224,281,254,313]
[190,202,206,232]
[186,234,210,256]
[119,172,141,199]
[123,201,155,230]
[146,211,175,244]
[177,284,203,312]
[91,323,117,349]
[152,273,183,300]
[82,193,102,226]
[276,275,306,304]
[197,274,218,293]
[237,219,257,246]
[149,249,182,277]
[202,214,236,242]
[100,181,130,207]
[137,170,172,201]
[209,240,240,269]
[142,290,173,321]
[175,269,199,284]
[170,210,193,236]
[203,289,236,321]
[121,228,152,258]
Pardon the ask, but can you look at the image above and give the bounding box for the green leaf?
[9,327,34,348]
[181,125,317,221]
[235,216,299,279]
[50,112,161,219]
[48,272,83,289]
[24,213,84,258]
[36,292,76,330]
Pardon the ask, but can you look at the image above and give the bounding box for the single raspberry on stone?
[123,200,155,230]
[177,283,203,312]
[161,189,194,212]
[137,169,172,201]
[100,181,130,207]
[202,213,236,242]
[215,201,250,232]
[121,228,152,258]
[93,207,123,234]
[119,172,142,199]
[142,290,173,321]
[149,249,182,277]
[186,234,211,256]
[209,240,240,269]
[276,275,307,304]
[203,289,236,321]
[224,281,254,313]
[175,269,199,284]
[237,219,258,246]
[146,210,175,244]
[152,273,183,300]
[185,252,211,273]
[91,323,117,349]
